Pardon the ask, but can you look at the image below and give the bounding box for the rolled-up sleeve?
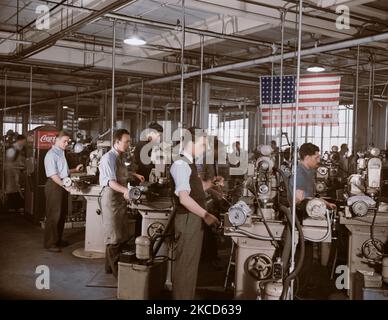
[44,152,58,178]
[99,153,117,187]
[170,160,191,196]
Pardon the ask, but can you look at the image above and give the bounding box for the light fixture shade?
[124,36,146,46]
[123,24,146,46]
[307,66,325,72]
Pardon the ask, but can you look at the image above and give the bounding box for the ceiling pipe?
[104,12,273,47]
[5,0,139,61]
[4,31,388,111]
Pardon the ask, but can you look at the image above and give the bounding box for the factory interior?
[1,0,388,301]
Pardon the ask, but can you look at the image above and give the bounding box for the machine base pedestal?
[72,247,105,259]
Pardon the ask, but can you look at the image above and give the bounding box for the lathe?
[224,145,335,300]
[339,147,388,299]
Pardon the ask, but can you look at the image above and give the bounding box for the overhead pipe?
[279,9,286,148]
[4,31,388,112]
[352,45,360,153]
[1,71,7,205]
[111,19,116,146]
[104,12,272,48]
[180,0,186,135]
[28,66,32,131]
[136,32,388,89]
[199,34,204,129]
[6,0,139,61]
[140,80,144,132]
[367,54,374,147]
[290,0,303,301]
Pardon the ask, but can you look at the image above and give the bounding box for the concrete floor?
[0,212,345,300]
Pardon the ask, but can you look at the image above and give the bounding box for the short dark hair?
[113,129,130,143]
[148,121,163,133]
[56,130,71,138]
[16,134,26,141]
[299,143,319,160]
[182,126,206,146]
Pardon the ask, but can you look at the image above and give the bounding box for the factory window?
[209,113,249,152]
[272,105,353,154]
[2,122,54,135]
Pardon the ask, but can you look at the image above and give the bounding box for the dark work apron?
[101,154,130,245]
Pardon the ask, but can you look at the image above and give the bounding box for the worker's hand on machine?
[75,164,84,172]
[325,201,337,211]
[123,190,130,201]
[203,211,220,227]
[214,176,225,187]
[133,173,145,183]
[64,186,72,193]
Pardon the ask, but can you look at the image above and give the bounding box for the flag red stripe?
[299,97,339,103]
[263,122,339,127]
[299,89,340,94]
[262,114,335,120]
[299,80,340,86]
[300,74,339,79]
[261,106,338,112]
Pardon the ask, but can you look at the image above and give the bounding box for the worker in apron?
[170,127,220,299]
[99,129,144,277]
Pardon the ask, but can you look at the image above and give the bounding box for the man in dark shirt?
[133,122,163,183]
[289,143,336,209]
[288,143,336,295]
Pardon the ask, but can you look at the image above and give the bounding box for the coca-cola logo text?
[39,135,56,143]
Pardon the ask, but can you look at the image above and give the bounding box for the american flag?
[260,74,341,128]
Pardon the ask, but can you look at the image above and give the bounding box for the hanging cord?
[279,205,305,300]
[279,9,287,147]
[247,182,279,249]
[370,208,383,258]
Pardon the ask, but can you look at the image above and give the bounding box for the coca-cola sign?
[37,131,57,149]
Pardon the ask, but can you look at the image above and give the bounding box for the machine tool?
[224,145,334,300]
[339,147,388,299]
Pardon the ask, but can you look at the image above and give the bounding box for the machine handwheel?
[147,222,165,239]
[361,238,384,261]
[244,253,273,280]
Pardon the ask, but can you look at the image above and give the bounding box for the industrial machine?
[339,147,388,299]
[316,146,343,197]
[344,147,383,218]
[126,154,174,290]
[66,138,136,258]
[224,145,334,300]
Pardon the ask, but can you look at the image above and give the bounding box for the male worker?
[99,129,143,277]
[170,127,220,299]
[5,134,27,214]
[338,143,349,178]
[289,142,336,210]
[288,142,336,295]
[134,121,164,183]
[44,130,83,252]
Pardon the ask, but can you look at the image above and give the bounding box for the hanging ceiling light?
[123,24,146,46]
[307,66,326,72]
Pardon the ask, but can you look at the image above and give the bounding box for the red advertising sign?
[36,130,57,149]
